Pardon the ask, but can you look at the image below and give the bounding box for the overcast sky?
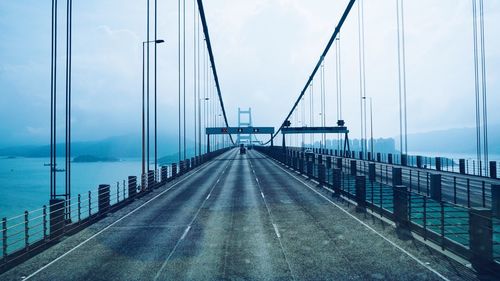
[0,0,498,148]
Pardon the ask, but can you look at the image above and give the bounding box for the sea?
[0,157,141,219]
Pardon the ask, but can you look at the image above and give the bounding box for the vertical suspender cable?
[401,0,408,156]
[357,0,364,156]
[178,0,181,162]
[321,63,326,149]
[479,0,488,172]
[472,0,481,171]
[193,0,197,157]
[309,83,314,147]
[154,0,158,172]
[396,0,404,158]
[146,0,150,170]
[53,0,58,198]
[396,0,408,157]
[183,0,186,160]
[65,0,73,213]
[50,0,55,198]
[197,14,201,155]
[361,0,368,157]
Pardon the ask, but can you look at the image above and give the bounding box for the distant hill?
[0,133,190,159]
[406,124,500,154]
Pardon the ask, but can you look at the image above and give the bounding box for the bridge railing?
[257,146,500,272]
[0,146,233,272]
[293,147,498,179]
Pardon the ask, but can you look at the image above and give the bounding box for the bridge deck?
[1,149,478,280]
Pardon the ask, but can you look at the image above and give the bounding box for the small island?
[72,155,119,163]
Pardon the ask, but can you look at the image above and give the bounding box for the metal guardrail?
[0,147,233,271]
[291,147,498,179]
[259,146,500,270]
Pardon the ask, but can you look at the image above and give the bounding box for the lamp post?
[142,39,164,189]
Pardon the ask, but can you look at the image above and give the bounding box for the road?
[1,149,477,280]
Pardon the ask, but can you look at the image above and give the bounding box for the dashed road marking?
[181,226,191,240]
[261,192,265,199]
[272,223,281,238]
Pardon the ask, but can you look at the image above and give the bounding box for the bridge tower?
[237,107,253,144]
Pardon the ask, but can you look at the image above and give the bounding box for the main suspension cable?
[264,0,357,145]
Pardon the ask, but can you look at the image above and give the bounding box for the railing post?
[416,156,423,168]
[147,170,155,190]
[377,152,381,163]
[160,166,168,184]
[350,160,357,176]
[98,184,111,215]
[332,168,341,197]
[492,184,500,218]
[42,205,47,240]
[49,198,65,240]
[336,158,343,170]
[490,161,497,179]
[171,163,177,179]
[128,176,137,199]
[326,156,332,170]
[435,157,441,171]
[2,217,6,259]
[24,211,29,250]
[355,175,366,212]
[401,154,407,166]
[469,208,493,272]
[430,174,442,202]
[318,155,325,185]
[77,194,81,222]
[392,167,402,186]
[366,163,375,182]
[459,159,466,174]
[388,153,393,164]
[358,151,363,160]
[299,152,304,174]
[393,185,409,228]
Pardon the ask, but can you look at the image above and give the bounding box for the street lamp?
[142,39,165,189]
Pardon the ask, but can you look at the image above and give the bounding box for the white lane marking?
[206,194,211,200]
[247,152,296,281]
[22,150,233,281]
[262,153,450,281]
[180,226,191,240]
[255,177,259,183]
[272,223,281,238]
[153,151,236,281]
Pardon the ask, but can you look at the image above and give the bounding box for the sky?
[0,0,499,151]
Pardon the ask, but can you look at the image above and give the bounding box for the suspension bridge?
[1,0,499,280]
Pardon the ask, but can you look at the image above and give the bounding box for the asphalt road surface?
[1,149,480,281]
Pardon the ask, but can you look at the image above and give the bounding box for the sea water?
[0,157,141,219]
